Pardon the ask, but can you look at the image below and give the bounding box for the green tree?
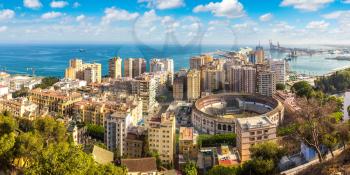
[293,98,336,162]
[0,132,16,170]
[182,161,197,175]
[250,141,285,164]
[87,124,105,141]
[25,143,95,175]
[34,77,60,89]
[291,81,313,98]
[89,164,127,175]
[276,83,286,90]
[335,122,350,149]
[14,132,44,167]
[321,133,338,157]
[197,133,236,148]
[0,114,18,136]
[207,165,238,175]
[33,117,66,146]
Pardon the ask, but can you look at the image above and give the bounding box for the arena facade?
[191,93,284,134]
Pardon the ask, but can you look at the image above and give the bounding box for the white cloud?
[0,9,15,20]
[0,26,7,32]
[139,0,184,10]
[73,2,80,8]
[41,11,62,19]
[23,0,42,9]
[306,20,329,30]
[76,15,85,22]
[193,0,244,18]
[259,13,273,22]
[273,22,295,33]
[101,7,139,25]
[342,0,350,3]
[50,1,68,8]
[280,0,334,11]
[323,10,350,19]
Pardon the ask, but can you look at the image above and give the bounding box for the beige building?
[187,70,201,101]
[190,56,204,70]
[65,59,102,83]
[29,88,82,116]
[0,97,37,119]
[201,66,225,93]
[228,66,256,94]
[179,127,198,159]
[125,132,145,158]
[74,96,142,126]
[255,46,265,64]
[148,113,176,165]
[124,58,146,78]
[236,116,277,162]
[257,70,276,97]
[109,57,122,79]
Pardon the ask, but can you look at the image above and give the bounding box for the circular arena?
[191,93,284,134]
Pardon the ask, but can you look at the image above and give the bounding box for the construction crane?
[26,67,36,77]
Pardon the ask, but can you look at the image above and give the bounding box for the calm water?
[0,44,349,77]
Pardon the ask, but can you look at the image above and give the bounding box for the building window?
[223,125,226,131]
[257,131,262,134]
[250,132,255,135]
[228,125,232,131]
[218,124,221,130]
[249,137,255,141]
[257,136,262,140]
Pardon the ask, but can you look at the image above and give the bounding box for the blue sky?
[0,0,350,45]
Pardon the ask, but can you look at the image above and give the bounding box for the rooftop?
[236,116,275,130]
[179,127,193,141]
[121,157,157,173]
[91,145,114,165]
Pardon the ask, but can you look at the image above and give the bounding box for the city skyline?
[0,0,350,45]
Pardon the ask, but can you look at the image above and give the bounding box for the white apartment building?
[269,60,286,85]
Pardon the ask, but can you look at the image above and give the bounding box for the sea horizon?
[0,43,349,78]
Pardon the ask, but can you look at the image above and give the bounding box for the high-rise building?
[134,75,157,116]
[109,57,122,79]
[269,60,286,85]
[104,100,143,156]
[187,70,201,101]
[65,59,102,83]
[201,67,225,93]
[236,116,277,162]
[150,58,174,85]
[257,70,276,97]
[255,46,265,64]
[147,112,176,165]
[173,75,187,101]
[124,58,146,78]
[228,66,256,94]
[190,56,204,70]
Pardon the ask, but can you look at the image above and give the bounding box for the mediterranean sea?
[0,44,349,77]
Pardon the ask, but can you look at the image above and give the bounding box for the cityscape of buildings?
[0,43,349,175]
